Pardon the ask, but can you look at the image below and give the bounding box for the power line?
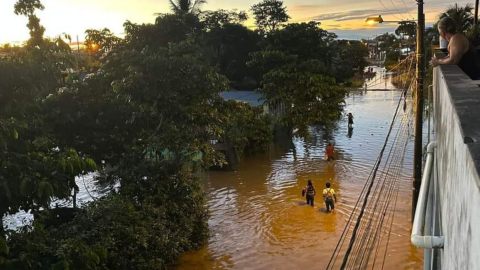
[338,86,406,269]
[378,0,402,20]
[325,70,416,269]
[401,0,415,20]
[388,0,407,19]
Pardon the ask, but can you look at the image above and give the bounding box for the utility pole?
[475,0,479,25]
[412,0,425,221]
[77,35,80,56]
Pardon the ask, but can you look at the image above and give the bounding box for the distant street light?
[365,15,416,24]
[366,15,384,24]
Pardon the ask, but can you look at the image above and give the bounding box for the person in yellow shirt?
[323,182,337,212]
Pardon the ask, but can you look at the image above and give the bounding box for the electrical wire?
[326,73,416,269]
[401,0,414,20]
[388,0,406,19]
[347,104,412,269]
[378,0,402,20]
[338,86,407,269]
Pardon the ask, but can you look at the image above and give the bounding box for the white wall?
[434,66,480,269]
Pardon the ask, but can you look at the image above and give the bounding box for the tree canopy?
[251,0,290,34]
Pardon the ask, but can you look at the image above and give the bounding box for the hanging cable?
[326,74,416,270]
[401,0,414,19]
[378,0,402,20]
[388,0,406,19]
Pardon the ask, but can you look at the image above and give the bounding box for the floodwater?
[176,71,423,269]
[4,67,423,269]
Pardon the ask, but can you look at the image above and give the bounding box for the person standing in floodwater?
[303,180,316,207]
[325,143,335,161]
[347,113,354,128]
[323,182,337,213]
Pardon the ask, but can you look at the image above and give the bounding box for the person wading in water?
[323,182,337,213]
[325,142,335,161]
[302,180,316,207]
[347,113,354,128]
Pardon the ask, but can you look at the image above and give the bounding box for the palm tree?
[439,3,474,32]
[169,0,207,14]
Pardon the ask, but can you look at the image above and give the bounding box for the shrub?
[5,166,209,270]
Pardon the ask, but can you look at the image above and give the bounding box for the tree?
[124,13,202,51]
[250,0,290,34]
[248,51,346,136]
[395,21,416,40]
[0,0,96,249]
[201,9,248,30]
[85,28,122,54]
[332,40,369,82]
[204,23,260,83]
[440,3,474,32]
[14,0,45,47]
[168,0,206,14]
[264,21,336,65]
[260,59,346,135]
[0,43,21,54]
[376,33,399,51]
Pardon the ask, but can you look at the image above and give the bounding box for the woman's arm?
[431,35,465,66]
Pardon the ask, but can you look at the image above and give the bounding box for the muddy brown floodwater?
[176,83,423,269]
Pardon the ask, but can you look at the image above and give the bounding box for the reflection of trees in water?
[269,139,293,160]
[310,123,340,146]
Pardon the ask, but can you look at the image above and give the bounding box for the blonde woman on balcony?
[430,17,480,80]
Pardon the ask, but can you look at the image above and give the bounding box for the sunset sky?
[0,0,474,44]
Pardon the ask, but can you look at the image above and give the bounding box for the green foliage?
[395,21,416,39]
[247,50,297,77]
[256,57,347,136]
[250,0,290,34]
[439,3,474,32]
[467,23,480,38]
[0,1,94,241]
[216,100,272,158]
[204,23,260,83]
[247,20,353,135]
[122,13,202,51]
[375,33,401,56]
[264,21,336,63]
[0,44,22,54]
[168,0,206,14]
[332,40,369,82]
[5,165,208,270]
[14,0,46,47]
[13,0,44,16]
[85,28,122,54]
[201,9,248,30]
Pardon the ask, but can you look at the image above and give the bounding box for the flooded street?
[176,88,423,269]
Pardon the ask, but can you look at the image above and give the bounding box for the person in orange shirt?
[325,142,335,161]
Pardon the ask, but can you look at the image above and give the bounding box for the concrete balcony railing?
[424,50,480,269]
